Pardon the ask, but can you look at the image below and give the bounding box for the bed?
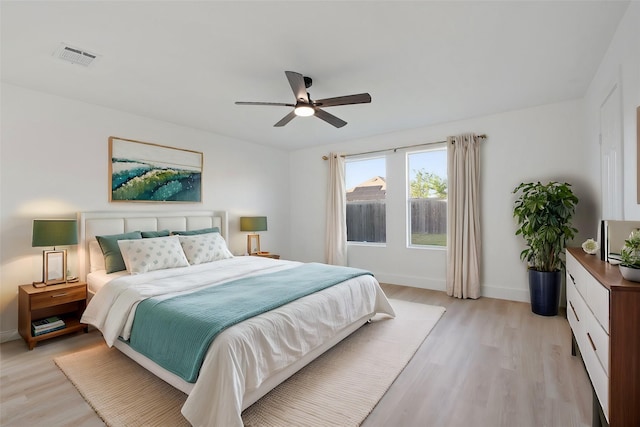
[78,211,395,426]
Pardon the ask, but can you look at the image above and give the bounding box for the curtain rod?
[322,134,486,160]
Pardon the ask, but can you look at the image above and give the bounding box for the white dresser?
[566,248,640,426]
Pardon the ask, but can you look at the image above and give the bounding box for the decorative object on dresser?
[240,216,267,255]
[32,219,78,286]
[512,181,578,316]
[18,281,88,350]
[109,136,203,203]
[619,229,640,282]
[566,248,640,426]
[582,238,600,255]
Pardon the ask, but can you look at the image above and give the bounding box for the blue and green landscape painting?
[111,158,201,202]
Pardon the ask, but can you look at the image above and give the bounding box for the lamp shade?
[240,216,267,232]
[32,219,78,247]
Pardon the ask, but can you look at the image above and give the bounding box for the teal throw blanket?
[128,263,372,382]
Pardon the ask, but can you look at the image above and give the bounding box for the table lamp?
[32,219,78,287]
[240,216,267,255]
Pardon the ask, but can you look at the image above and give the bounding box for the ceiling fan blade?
[235,101,295,107]
[314,93,372,108]
[285,71,309,103]
[274,110,297,127]
[314,108,347,128]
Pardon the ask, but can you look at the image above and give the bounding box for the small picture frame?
[44,250,66,285]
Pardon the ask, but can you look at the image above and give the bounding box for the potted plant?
[513,181,579,316]
[620,230,640,282]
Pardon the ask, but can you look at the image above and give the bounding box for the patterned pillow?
[178,232,233,265]
[118,235,189,274]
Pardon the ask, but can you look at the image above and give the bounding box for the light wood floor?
[0,284,592,427]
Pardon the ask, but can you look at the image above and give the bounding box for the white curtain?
[325,153,347,266]
[446,134,481,299]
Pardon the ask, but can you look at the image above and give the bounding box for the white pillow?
[178,232,233,265]
[117,235,189,274]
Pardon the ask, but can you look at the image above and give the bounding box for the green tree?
[410,170,447,199]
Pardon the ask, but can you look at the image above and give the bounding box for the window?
[407,146,447,247]
[345,157,386,243]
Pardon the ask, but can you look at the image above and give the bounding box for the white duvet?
[81,256,395,427]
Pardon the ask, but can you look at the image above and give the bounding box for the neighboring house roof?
[347,176,386,201]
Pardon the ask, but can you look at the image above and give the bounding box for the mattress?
[86,269,128,294]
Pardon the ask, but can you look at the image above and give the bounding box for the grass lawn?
[411,233,446,246]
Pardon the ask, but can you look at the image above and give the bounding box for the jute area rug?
[55,299,445,427]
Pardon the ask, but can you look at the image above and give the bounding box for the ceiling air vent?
[53,43,100,67]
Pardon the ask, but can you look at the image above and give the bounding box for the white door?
[600,83,623,220]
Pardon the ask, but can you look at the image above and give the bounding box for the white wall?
[585,1,640,220]
[0,83,291,340]
[289,2,640,303]
[290,99,599,302]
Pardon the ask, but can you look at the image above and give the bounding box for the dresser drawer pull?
[586,332,597,352]
[569,301,579,322]
[51,293,69,298]
[569,273,575,284]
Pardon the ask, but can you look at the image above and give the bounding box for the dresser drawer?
[583,301,610,376]
[30,286,86,310]
[579,326,610,423]
[566,253,587,298]
[585,272,610,333]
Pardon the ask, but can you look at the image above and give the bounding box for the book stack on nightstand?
[31,316,66,336]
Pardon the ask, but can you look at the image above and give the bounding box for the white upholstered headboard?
[78,210,228,281]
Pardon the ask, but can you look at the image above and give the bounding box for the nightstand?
[18,281,88,350]
[252,253,281,259]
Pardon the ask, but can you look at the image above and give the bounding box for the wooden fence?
[346,199,446,242]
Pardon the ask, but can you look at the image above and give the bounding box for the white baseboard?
[375,273,446,292]
[481,284,530,303]
[377,273,531,303]
[0,329,20,344]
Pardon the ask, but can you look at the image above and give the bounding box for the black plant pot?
[528,269,561,316]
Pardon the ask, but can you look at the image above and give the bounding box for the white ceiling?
[0,1,630,151]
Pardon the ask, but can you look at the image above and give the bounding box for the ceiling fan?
[235,71,371,128]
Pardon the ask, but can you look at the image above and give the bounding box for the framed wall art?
[109,137,203,203]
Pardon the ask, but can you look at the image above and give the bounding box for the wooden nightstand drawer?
[30,286,86,310]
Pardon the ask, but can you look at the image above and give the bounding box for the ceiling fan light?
[294,105,315,117]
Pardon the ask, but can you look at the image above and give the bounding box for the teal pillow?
[171,227,220,236]
[141,229,170,238]
[96,231,143,273]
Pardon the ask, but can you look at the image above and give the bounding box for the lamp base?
[41,249,68,286]
[247,233,261,255]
